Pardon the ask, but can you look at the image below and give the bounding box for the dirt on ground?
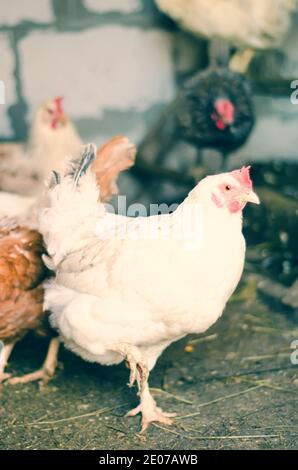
[0,285,297,450]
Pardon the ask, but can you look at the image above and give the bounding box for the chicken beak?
[244,190,260,205]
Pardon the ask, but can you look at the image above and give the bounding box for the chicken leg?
[117,343,176,432]
[229,48,255,73]
[0,342,14,384]
[8,337,60,388]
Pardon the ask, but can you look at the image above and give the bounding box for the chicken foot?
[127,381,177,433]
[116,343,176,432]
[0,342,14,384]
[8,337,60,388]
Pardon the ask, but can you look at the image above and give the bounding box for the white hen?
[28,97,82,185]
[39,145,260,432]
[155,0,298,71]
[0,97,82,197]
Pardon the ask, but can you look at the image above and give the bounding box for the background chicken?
[135,66,254,184]
[0,136,136,386]
[0,97,82,197]
[39,144,260,431]
[155,0,298,72]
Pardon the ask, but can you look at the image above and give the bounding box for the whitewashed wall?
[0,0,204,147]
[0,0,298,182]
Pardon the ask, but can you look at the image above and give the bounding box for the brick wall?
[0,0,205,145]
[0,0,298,174]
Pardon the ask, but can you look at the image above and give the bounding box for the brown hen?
[0,224,59,385]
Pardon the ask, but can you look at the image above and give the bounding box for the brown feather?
[92,135,136,202]
[0,226,49,343]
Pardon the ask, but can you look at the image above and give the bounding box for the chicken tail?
[39,137,136,268]
[69,143,97,186]
[39,144,102,267]
[48,143,97,189]
[50,137,136,201]
[92,136,136,202]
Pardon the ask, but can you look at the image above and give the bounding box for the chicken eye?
[47,108,54,115]
[225,185,231,191]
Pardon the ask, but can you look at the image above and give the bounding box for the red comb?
[231,166,252,189]
[215,99,234,123]
[54,96,64,114]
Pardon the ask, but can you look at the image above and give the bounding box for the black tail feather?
[70,143,97,186]
[50,170,61,187]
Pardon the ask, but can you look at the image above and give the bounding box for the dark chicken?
[136,67,254,176]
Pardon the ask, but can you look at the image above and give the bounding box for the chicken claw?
[127,399,176,433]
[0,372,12,384]
[8,368,52,388]
[7,337,60,389]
